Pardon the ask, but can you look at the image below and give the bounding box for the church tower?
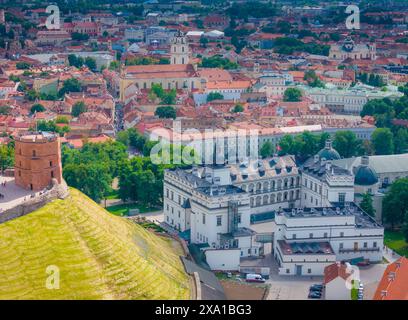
[14,132,63,191]
[170,30,190,65]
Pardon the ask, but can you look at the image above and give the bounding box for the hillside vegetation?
[0,188,190,299]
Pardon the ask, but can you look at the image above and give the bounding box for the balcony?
[339,247,380,253]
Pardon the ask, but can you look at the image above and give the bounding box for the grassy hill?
[0,188,190,300]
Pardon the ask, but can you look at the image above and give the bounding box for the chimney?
[326,160,332,171]
[388,271,396,281]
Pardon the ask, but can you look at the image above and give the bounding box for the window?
[51,171,54,178]
[373,242,377,248]
[324,232,328,238]
[339,243,344,249]
[292,234,296,239]
[50,161,53,167]
[309,233,313,239]
[238,214,242,224]
[32,150,36,157]
[202,213,206,225]
[308,269,311,274]
[286,269,290,274]
[340,232,344,237]
[339,193,346,203]
[216,215,222,226]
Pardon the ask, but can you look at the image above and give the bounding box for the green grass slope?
[0,188,190,300]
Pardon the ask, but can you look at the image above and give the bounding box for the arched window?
[256,196,261,207]
[263,195,268,205]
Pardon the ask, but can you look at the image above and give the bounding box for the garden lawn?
[105,203,159,216]
[384,230,408,258]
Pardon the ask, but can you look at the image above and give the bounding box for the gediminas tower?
[14,132,63,191]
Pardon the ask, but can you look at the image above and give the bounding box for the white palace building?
[163,140,387,275]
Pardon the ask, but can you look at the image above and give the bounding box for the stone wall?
[0,179,69,224]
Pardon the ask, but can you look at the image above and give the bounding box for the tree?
[402,215,408,244]
[0,106,11,115]
[304,70,324,88]
[155,106,176,119]
[68,54,84,68]
[260,141,274,158]
[56,116,69,124]
[333,131,361,158]
[116,130,130,147]
[394,128,408,154]
[278,135,295,155]
[371,128,394,155]
[59,78,82,97]
[71,32,89,41]
[30,104,45,114]
[283,88,302,102]
[161,89,177,105]
[0,144,14,172]
[71,101,87,117]
[109,61,120,71]
[16,61,31,70]
[360,193,375,217]
[232,104,244,113]
[84,57,97,71]
[207,92,224,102]
[383,178,408,230]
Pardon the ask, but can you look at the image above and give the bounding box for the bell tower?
[170,30,190,65]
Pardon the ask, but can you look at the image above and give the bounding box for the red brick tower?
[14,132,63,191]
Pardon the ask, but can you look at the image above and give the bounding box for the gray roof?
[333,153,408,175]
[229,156,298,183]
[302,157,352,182]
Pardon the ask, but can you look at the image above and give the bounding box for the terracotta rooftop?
[373,257,408,300]
[324,262,353,285]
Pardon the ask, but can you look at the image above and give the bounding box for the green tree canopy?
[155,106,177,119]
[30,104,45,114]
[71,101,87,117]
[207,92,224,102]
[283,88,302,102]
[371,128,394,155]
[383,178,408,230]
[333,131,362,158]
[260,141,274,158]
[359,193,375,217]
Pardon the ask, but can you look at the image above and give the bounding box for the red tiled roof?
[373,257,408,300]
[324,262,353,284]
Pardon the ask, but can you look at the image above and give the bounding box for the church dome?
[354,156,379,186]
[317,139,341,160]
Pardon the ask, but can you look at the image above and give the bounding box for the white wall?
[325,278,351,300]
[205,249,241,271]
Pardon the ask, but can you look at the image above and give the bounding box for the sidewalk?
[383,246,401,264]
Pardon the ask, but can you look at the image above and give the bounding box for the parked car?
[310,284,324,291]
[245,273,266,283]
[357,260,370,267]
[308,291,322,299]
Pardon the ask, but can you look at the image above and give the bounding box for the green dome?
[318,139,341,160]
[354,156,379,186]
